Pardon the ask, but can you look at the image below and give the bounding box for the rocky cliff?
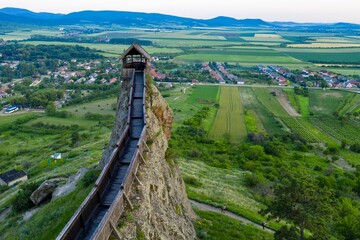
[100,73,197,239]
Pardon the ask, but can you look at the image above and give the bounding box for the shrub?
[80,170,101,187]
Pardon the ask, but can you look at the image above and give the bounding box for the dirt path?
[277,92,301,117]
[190,200,275,234]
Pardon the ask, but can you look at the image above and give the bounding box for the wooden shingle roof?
[119,43,151,61]
[0,169,27,183]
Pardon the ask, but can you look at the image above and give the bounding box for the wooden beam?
[139,152,147,165]
[110,221,122,240]
[143,139,151,152]
[134,173,143,186]
[123,193,134,210]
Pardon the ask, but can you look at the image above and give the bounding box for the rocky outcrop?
[52,167,88,200]
[115,81,197,239]
[30,180,57,205]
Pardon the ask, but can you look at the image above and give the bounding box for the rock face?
[30,180,57,205]
[101,74,196,239]
[52,167,88,200]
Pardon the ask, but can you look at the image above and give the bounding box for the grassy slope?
[195,210,273,240]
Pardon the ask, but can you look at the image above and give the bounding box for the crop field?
[162,85,219,130]
[309,90,350,115]
[287,43,360,48]
[310,116,360,144]
[23,41,183,56]
[276,48,360,64]
[253,88,288,116]
[336,93,360,116]
[209,87,247,142]
[284,89,310,116]
[239,87,284,135]
[175,48,302,63]
[0,29,60,40]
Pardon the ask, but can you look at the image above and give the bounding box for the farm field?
[22,41,183,56]
[209,86,247,142]
[63,98,117,116]
[310,116,360,144]
[175,52,302,64]
[238,87,283,135]
[309,90,350,115]
[162,85,219,129]
[275,48,360,64]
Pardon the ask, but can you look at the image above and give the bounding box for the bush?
[183,176,202,188]
[12,182,40,213]
[80,170,101,187]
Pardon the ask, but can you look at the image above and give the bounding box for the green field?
[180,160,271,226]
[309,90,350,115]
[23,41,183,56]
[275,47,360,64]
[209,87,247,142]
[175,49,302,64]
[63,98,117,116]
[195,210,273,240]
[239,87,283,135]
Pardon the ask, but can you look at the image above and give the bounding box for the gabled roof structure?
[119,43,151,61]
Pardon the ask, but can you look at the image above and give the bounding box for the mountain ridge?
[0,7,359,30]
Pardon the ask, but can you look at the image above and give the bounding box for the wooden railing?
[57,69,148,240]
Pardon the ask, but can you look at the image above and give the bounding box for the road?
[190,200,275,234]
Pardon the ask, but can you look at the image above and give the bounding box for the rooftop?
[0,169,27,183]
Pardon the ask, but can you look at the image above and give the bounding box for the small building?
[51,153,62,159]
[0,169,28,186]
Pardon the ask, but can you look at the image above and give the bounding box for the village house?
[0,169,28,187]
[51,153,62,159]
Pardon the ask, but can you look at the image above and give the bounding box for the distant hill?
[0,7,359,31]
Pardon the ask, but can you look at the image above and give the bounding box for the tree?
[45,102,56,116]
[262,172,334,240]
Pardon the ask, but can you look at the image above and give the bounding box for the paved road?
[190,200,275,234]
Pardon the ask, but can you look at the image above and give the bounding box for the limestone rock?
[30,180,57,205]
[115,80,196,239]
[52,167,88,200]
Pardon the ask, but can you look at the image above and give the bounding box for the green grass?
[23,41,183,56]
[275,47,360,64]
[310,116,360,144]
[163,85,219,130]
[63,98,117,116]
[180,159,272,227]
[239,87,284,135]
[209,87,247,142]
[0,113,37,126]
[244,110,266,135]
[194,210,273,240]
[284,89,311,117]
[253,88,288,117]
[309,90,350,116]
[175,51,302,64]
[26,117,98,128]
[1,185,93,240]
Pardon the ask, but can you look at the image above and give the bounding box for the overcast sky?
[1,0,359,23]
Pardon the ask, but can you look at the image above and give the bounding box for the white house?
[51,153,62,159]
